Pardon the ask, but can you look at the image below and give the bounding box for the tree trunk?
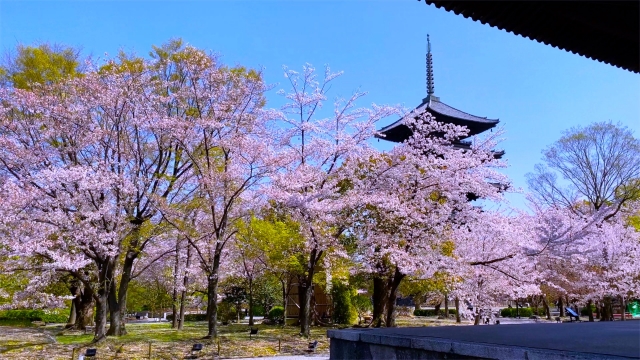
[281,279,288,326]
[434,303,441,316]
[300,247,321,337]
[76,297,94,329]
[67,299,77,327]
[178,243,191,330]
[297,279,305,325]
[597,301,602,319]
[205,252,222,339]
[384,269,405,328]
[558,297,565,317]
[542,295,551,320]
[454,297,461,323]
[93,258,114,341]
[94,290,108,341]
[107,250,137,336]
[74,285,95,330]
[587,299,594,322]
[444,294,449,319]
[248,277,254,326]
[172,239,181,329]
[413,297,423,310]
[473,313,481,325]
[299,269,315,336]
[371,276,388,328]
[619,295,626,321]
[600,297,612,321]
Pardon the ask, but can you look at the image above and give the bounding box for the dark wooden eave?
[377,95,499,143]
[421,1,640,73]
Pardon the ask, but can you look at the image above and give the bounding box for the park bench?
[184,343,203,359]
[79,348,97,359]
[565,307,582,322]
[307,340,318,353]
[249,327,259,339]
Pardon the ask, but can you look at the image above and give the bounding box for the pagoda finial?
[426,34,435,96]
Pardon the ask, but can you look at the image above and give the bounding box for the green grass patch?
[0,319,34,327]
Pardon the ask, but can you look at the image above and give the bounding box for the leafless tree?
[527,121,640,215]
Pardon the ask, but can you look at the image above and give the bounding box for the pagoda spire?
[426,34,435,96]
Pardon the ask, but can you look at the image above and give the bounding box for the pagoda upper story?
[377,35,500,146]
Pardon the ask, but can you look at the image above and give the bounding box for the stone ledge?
[327,322,640,360]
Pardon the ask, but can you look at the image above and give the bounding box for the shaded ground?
[0,322,330,359]
[0,315,572,359]
[0,326,56,355]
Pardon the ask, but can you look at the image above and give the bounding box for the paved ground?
[330,320,640,359]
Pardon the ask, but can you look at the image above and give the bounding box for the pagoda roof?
[377,95,499,143]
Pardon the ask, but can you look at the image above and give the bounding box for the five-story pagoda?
[377,35,503,159]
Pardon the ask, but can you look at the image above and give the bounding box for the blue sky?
[1,0,638,209]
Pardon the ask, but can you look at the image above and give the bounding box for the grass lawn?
[1,321,330,359]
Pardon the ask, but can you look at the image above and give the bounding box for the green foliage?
[0,269,29,305]
[331,281,357,325]
[242,215,306,278]
[351,294,372,323]
[0,309,68,323]
[580,305,597,316]
[251,305,265,316]
[2,44,81,89]
[218,301,243,323]
[267,306,284,321]
[499,307,534,318]
[126,279,173,313]
[413,309,457,317]
[253,274,282,313]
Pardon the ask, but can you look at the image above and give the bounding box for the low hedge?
[500,307,533,318]
[413,309,457,317]
[580,305,596,316]
[0,309,68,323]
[166,313,208,322]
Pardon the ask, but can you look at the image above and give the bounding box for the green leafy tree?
[242,212,306,325]
[1,43,81,89]
[331,280,357,325]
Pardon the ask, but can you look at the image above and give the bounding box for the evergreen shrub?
[267,306,284,321]
[331,282,357,324]
[413,309,457,317]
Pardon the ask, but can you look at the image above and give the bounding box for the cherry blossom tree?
[0,43,203,339]
[345,110,523,326]
[268,64,399,336]
[530,198,640,321]
[156,47,277,338]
